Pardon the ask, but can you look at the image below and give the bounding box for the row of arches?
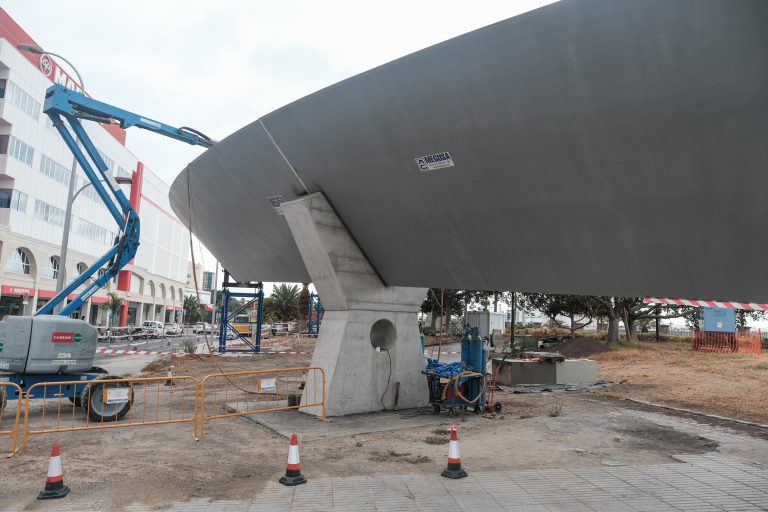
[2,246,183,302]
[4,247,88,281]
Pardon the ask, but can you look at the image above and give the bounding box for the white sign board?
[260,378,276,391]
[105,387,130,404]
[415,152,454,172]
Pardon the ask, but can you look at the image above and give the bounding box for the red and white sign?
[51,332,76,343]
[643,297,768,311]
[1,285,35,297]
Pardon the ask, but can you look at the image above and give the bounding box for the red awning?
[90,296,109,304]
[2,285,35,297]
[205,305,213,311]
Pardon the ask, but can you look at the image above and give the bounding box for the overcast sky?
[5,0,557,294]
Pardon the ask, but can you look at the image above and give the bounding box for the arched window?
[170,287,175,301]
[5,248,31,274]
[147,281,155,298]
[42,256,60,279]
[159,284,166,299]
[74,262,88,279]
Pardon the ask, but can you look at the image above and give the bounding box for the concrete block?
[492,358,598,385]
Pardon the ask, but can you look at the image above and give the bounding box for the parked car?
[193,322,212,334]
[164,323,182,336]
[142,320,165,338]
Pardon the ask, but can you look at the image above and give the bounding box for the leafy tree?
[100,292,124,327]
[297,284,310,331]
[420,289,498,334]
[270,284,300,321]
[519,294,600,339]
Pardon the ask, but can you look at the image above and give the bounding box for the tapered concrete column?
[281,193,428,416]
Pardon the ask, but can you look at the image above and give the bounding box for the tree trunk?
[444,303,451,336]
[429,313,438,333]
[606,315,620,343]
[623,316,639,341]
[569,312,577,339]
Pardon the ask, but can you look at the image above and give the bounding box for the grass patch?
[424,436,449,445]
[549,403,562,417]
[431,429,449,436]
[142,357,172,373]
[753,362,768,370]
[518,413,533,419]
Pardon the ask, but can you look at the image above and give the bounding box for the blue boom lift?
[0,84,214,421]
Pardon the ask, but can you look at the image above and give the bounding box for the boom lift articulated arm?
[36,84,215,317]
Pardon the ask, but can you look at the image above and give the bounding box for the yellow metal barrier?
[23,375,199,450]
[0,382,23,457]
[200,367,325,439]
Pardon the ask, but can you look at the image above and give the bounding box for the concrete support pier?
[281,193,428,416]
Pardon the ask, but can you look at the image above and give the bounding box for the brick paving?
[136,454,766,512]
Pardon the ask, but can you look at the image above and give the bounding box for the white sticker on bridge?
[415,152,454,172]
[106,387,130,404]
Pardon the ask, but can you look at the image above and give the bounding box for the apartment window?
[5,248,31,274]
[42,256,59,279]
[78,176,100,202]
[6,81,41,119]
[77,218,108,243]
[33,199,65,227]
[39,155,72,186]
[0,135,8,154]
[0,189,10,208]
[96,149,114,175]
[8,136,34,166]
[0,79,6,98]
[74,262,88,279]
[11,190,28,213]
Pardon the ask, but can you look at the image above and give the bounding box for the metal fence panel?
[0,382,23,457]
[200,367,325,439]
[22,376,198,450]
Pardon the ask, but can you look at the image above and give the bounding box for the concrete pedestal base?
[281,193,428,416]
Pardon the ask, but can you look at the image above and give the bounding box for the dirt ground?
[589,341,768,424]
[1,337,767,510]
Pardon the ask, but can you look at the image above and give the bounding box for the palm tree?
[183,294,201,324]
[270,284,300,321]
[100,292,124,326]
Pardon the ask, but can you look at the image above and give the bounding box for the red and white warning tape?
[96,348,179,356]
[644,297,768,311]
[96,348,312,357]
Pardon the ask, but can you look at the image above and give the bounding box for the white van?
[142,320,165,338]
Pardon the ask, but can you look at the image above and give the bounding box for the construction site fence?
[691,330,763,354]
[22,375,199,451]
[200,366,325,439]
[0,382,23,457]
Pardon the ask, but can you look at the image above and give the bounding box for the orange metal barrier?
[200,367,325,439]
[0,382,23,457]
[692,330,763,354]
[23,376,198,450]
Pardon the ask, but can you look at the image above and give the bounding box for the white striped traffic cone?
[279,434,307,486]
[441,424,468,479]
[38,443,70,500]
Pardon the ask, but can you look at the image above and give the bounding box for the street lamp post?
[17,44,88,313]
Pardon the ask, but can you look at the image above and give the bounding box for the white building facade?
[0,9,188,326]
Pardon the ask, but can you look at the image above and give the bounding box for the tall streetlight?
[56,177,132,306]
[17,44,86,313]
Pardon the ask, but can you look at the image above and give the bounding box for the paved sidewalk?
[112,454,768,512]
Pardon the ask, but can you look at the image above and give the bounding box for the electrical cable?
[379,348,392,410]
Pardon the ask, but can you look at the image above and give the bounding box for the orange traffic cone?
[38,443,70,499]
[441,424,468,479]
[279,434,307,486]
